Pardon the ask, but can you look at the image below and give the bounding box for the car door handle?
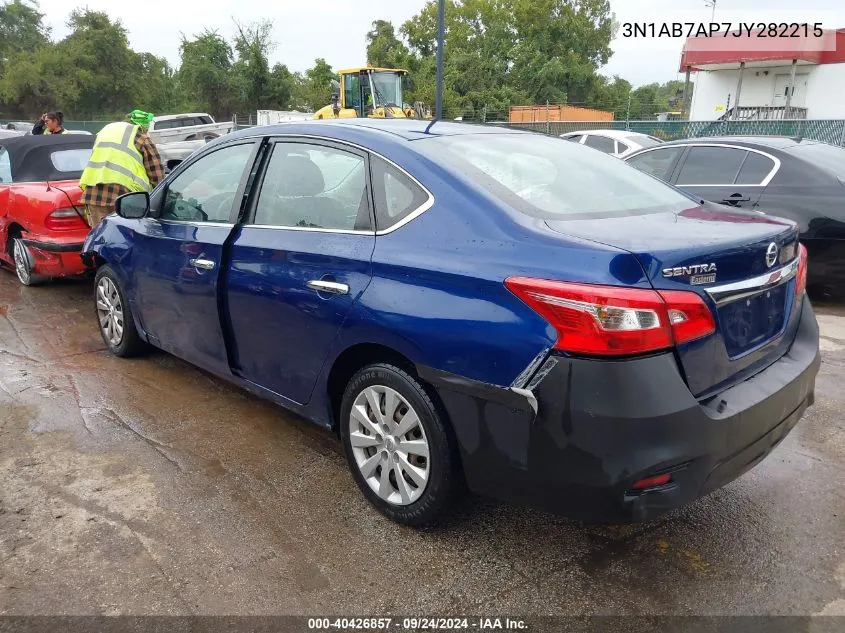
[307,280,349,295]
[189,258,216,270]
[722,193,751,204]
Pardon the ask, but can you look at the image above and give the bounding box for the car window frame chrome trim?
[627,142,781,187]
[705,257,799,307]
[214,131,436,237]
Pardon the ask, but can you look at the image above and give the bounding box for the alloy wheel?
[96,277,124,347]
[13,239,31,285]
[349,385,431,506]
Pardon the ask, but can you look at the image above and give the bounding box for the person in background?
[32,111,68,135]
[78,110,164,229]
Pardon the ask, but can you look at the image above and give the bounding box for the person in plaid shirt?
[79,110,165,228]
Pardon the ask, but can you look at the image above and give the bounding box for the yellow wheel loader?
[314,67,431,120]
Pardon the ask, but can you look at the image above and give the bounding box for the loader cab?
[341,68,405,116]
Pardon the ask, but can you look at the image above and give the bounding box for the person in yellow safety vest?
[32,111,69,135]
[78,110,165,229]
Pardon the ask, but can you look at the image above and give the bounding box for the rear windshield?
[423,133,692,219]
[787,142,845,179]
[50,148,92,174]
[631,135,662,148]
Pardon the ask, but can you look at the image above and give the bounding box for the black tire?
[94,265,148,357]
[340,363,458,527]
[11,238,47,286]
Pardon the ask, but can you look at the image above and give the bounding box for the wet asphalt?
[0,271,843,617]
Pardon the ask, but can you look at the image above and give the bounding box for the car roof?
[0,134,95,182]
[154,113,209,121]
[655,135,813,150]
[227,118,526,143]
[562,129,650,140]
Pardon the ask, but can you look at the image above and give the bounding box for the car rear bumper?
[423,297,820,523]
[20,238,87,277]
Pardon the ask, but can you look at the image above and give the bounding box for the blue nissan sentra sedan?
[82,119,820,526]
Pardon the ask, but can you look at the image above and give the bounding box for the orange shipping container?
[509,105,614,123]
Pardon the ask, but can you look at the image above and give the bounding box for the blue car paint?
[83,119,801,433]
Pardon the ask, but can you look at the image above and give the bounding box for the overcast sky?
[36,0,843,87]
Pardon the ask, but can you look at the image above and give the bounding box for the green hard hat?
[127,109,154,127]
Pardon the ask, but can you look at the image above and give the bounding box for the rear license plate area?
[718,283,788,358]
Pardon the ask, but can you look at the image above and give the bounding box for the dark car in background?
[624,137,845,295]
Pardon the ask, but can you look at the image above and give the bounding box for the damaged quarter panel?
[83,216,150,341]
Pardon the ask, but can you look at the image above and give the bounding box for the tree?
[137,52,178,114]
[232,19,274,113]
[297,58,336,112]
[0,0,49,66]
[267,63,297,110]
[0,0,51,116]
[366,20,411,70]
[54,9,145,117]
[177,30,237,118]
[396,0,615,118]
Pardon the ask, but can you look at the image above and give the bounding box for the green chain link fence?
[501,118,845,146]
[4,118,845,147]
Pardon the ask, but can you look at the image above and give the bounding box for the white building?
[680,28,845,121]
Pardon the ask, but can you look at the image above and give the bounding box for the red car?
[0,134,94,285]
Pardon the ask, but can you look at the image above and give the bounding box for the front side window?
[425,134,693,220]
[676,146,746,185]
[161,143,254,223]
[252,143,369,231]
[626,147,684,181]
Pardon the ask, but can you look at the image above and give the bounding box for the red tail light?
[505,278,716,356]
[45,207,87,231]
[795,243,808,296]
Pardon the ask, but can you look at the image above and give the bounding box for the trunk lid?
[545,203,802,397]
[48,180,84,209]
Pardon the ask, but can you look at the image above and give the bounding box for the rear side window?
[0,147,11,183]
[370,156,429,231]
[626,147,684,180]
[736,152,776,185]
[583,134,615,154]
[562,134,583,143]
[50,148,93,173]
[616,141,630,154]
[676,146,746,185]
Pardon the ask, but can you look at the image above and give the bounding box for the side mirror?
[116,191,150,219]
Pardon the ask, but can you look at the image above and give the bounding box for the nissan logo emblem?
[765,242,779,268]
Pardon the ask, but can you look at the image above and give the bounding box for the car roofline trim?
[216,131,435,235]
[627,142,782,187]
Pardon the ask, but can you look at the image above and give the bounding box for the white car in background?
[560,129,663,158]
